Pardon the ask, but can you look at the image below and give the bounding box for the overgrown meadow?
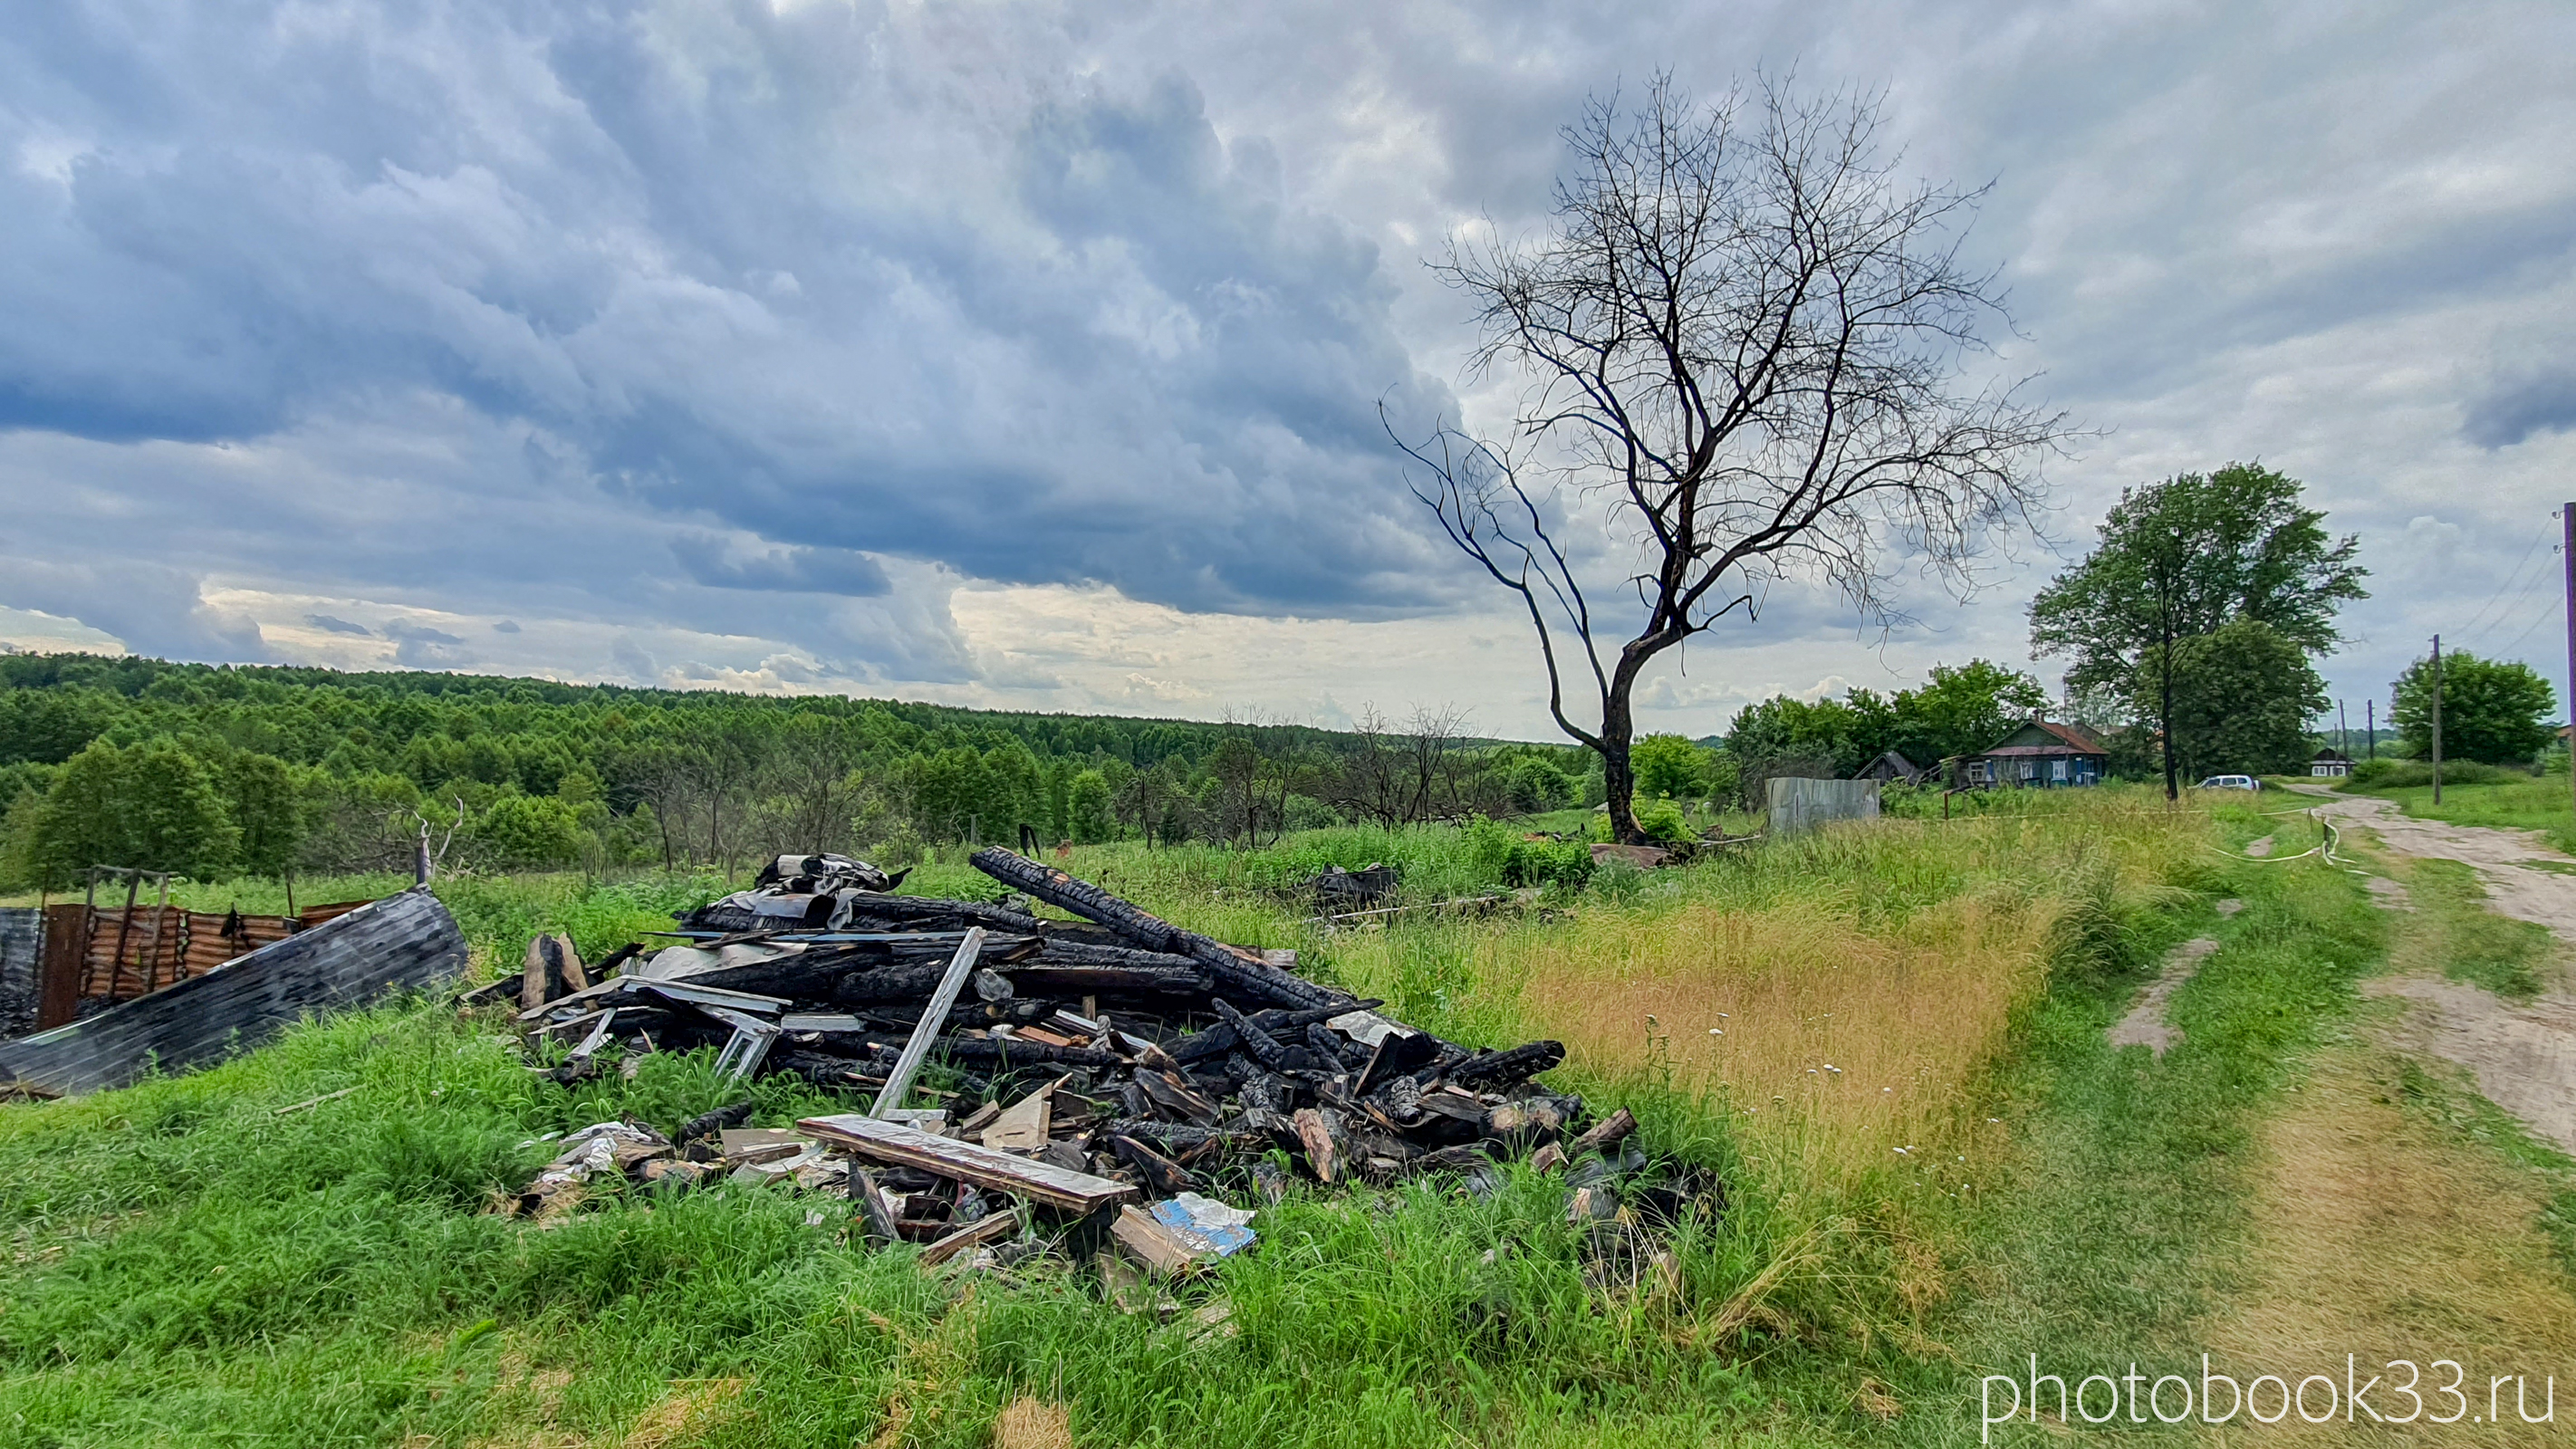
[0,788,2366,1446]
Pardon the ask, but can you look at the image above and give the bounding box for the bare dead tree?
[1321,705,1485,826]
[1322,707,1409,828]
[1392,76,2070,842]
[1209,711,1309,849]
[1398,705,1473,821]
[752,715,861,856]
[408,796,466,884]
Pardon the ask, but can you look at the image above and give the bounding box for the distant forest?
[0,654,1600,887]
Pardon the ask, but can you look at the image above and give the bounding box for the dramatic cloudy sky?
[4,0,2572,738]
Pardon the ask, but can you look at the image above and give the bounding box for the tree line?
[0,657,1591,888]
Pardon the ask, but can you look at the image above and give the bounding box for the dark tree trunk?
[968,848,1344,1010]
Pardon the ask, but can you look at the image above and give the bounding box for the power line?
[2494,600,2553,657]
[2456,516,2557,643]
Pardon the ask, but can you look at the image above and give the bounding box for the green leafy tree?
[1725,696,1862,777]
[1067,769,1114,844]
[476,793,587,869]
[0,784,44,888]
[2392,650,2556,765]
[2030,464,2366,798]
[1044,760,1073,841]
[2148,620,2330,778]
[1501,754,1577,813]
[26,739,240,886]
[216,750,310,878]
[1631,734,1709,799]
[1887,660,2048,764]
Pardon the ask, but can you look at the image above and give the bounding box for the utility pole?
[2339,699,2349,769]
[2562,503,2575,818]
[2431,634,2444,805]
[2368,698,2376,760]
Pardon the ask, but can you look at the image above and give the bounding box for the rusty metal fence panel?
[3,901,379,1033]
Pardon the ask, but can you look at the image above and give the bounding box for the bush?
[474,793,586,869]
[1633,798,1696,845]
[1460,818,1592,889]
[2341,758,2533,791]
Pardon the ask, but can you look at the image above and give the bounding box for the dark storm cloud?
[669,535,892,597]
[2464,369,2576,450]
[0,0,1456,627]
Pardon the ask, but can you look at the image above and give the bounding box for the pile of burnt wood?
[498,849,1678,1271]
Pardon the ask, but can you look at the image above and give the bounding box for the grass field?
[5,790,2571,1445]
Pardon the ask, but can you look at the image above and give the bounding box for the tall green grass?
[1,787,2325,1446]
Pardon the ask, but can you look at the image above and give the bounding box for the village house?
[2311,747,2351,778]
[1853,750,1927,785]
[1953,719,2108,789]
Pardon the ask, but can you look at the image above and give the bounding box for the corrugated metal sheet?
[1766,777,1881,837]
[43,903,354,1012]
[81,906,187,1003]
[0,889,467,1096]
[0,907,40,1039]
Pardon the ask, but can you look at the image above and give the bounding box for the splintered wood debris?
[487,849,1719,1281]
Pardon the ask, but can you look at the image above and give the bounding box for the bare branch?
[1401,73,2075,842]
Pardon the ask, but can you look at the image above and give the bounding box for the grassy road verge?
[2338,775,2576,858]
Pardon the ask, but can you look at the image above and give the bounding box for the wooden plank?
[796,1112,1136,1214]
[977,1074,1065,1150]
[1570,1107,1639,1155]
[36,904,85,1031]
[869,927,984,1118]
[918,1207,1023,1267]
[1110,1204,1203,1276]
[1293,1108,1338,1184]
[967,847,1341,1010]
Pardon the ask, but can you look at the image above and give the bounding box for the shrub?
[2341,758,2533,791]
[1633,797,1696,845]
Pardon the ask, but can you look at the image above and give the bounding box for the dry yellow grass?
[1328,801,2209,1187]
[621,1377,748,1448]
[991,1396,1074,1449]
[1519,888,2055,1182]
[2205,1046,2576,1444]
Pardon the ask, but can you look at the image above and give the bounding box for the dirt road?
[2291,787,2576,1156]
[2299,788,2576,936]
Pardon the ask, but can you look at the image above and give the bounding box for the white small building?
[2311,747,2351,778]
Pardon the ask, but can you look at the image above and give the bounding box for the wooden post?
[869,926,985,1118]
[2430,634,2444,805]
[149,871,171,993]
[2563,503,2575,817]
[108,868,141,1004]
[2338,700,2348,771]
[2368,698,2376,760]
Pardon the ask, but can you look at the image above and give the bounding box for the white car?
[2198,774,2262,792]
